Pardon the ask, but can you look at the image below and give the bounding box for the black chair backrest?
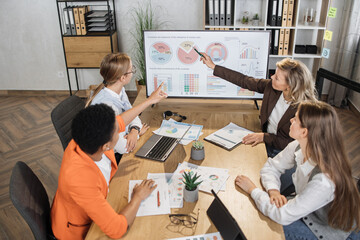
[9,161,54,240]
[51,95,85,150]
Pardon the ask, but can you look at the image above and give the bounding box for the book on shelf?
[287,0,294,27]
[279,28,285,55]
[208,0,215,25]
[282,0,288,27]
[73,7,82,35]
[78,6,87,35]
[267,0,278,26]
[220,0,225,26]
[214,0,220,26]
[225,0,232,26]
[276,0,283,26]
[283,28,290,55]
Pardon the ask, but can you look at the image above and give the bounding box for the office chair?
[9,161,56,240]
[51,95,85,150]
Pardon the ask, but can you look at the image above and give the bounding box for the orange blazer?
[51,116,128,239]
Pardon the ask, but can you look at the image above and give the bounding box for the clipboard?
[204,122,253,151]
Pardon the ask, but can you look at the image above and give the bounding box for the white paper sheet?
[167,232,222,240]
[128,179,171,216]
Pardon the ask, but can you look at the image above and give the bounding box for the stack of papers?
[153,119,203,145]
[167,232,222,240]
[205,122,253,150]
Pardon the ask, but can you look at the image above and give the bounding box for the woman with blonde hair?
[201,55,317,156]
[235,101,360,239]
[87,53,148,158]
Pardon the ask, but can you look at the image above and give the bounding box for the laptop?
[207,190,247,240]
[135,123,193,162]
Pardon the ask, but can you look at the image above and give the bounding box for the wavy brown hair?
[276,58,317,105]
[86,53,131,107]
[298,101,360,231]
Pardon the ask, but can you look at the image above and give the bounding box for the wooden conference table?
[86,87,285,240]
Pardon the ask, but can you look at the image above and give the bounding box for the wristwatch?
[130,126,140,134]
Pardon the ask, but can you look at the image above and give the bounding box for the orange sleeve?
[66,167,128,238]
[116,115,126,133]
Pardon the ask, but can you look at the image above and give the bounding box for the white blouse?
[250,140,335,225]
[95,154,112,187]
[267,92,290,134]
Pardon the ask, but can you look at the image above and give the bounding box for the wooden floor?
[0,95,359,239]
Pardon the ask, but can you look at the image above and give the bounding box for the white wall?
[0,0,203,91]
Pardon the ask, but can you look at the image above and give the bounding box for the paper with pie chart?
[156,120,203,141]
[172,161,229,194]
[144,31,270,99]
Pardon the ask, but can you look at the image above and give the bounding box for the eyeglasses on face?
[124,65,137,75]
[169,209,199,228]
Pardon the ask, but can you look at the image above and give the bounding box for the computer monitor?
[207,190,247,240]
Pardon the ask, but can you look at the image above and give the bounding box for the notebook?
[135,123,193,162]
[207,190,247,240]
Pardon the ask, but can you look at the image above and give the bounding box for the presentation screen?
[144,30,270,99]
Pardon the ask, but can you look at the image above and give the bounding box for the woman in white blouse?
[235,101,360,239]
[86,53,149,156]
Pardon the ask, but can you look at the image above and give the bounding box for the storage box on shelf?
[203,0,330,76]
[56,0,118,95]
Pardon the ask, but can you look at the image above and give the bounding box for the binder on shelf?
[282,0,288,27]
[287,0,294,27]
[225,0,232,26]
[267,0,278,26]
[273,29,279,55]
[214,0,220,26]
[73,7,82,35]
[279,28,285,55]
[63,7,71,35]
[208,0,215,26]
[78,6,87,35]
[220,0,225,26]
[283,28,290,55]
[67,7,76,35]
[277,0,283,26]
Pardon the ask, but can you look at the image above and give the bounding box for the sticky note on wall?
[324,30,333,41]
[322,48,330,59]
[328,7,337,18]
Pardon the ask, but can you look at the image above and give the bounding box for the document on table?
[128,179,171,216]
[156,120,203,140]
[205,122,253,150]
[167,232,222,240]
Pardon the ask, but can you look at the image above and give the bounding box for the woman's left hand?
[242,132,264,147]
[235,175,257,194]
[125,129,138,152]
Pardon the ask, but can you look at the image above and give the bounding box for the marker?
[193,47,205,58]
[157,191,160,207]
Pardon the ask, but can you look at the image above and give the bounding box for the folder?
[267,0,278,26]
[225,0,232,26]
[214,0,220,26]
[277,0,283,26]
[278,28,285,55]
[63,7,71,35]
[220,0,225,26]
[287,0,294,27]
[282,0,288,27]
[67,7,76,35]
[283,28,290,55]
[208,0,215,26]
[78,6,87,35]
[273,29,279,55]
[73,7,82,35]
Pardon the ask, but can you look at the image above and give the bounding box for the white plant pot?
[191,147,205,161]
[183,187,199,202]
[252,19,259,26]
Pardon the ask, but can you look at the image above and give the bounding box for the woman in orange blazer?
[51,84,167,239]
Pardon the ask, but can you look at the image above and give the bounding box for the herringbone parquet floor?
[0,96,359,239]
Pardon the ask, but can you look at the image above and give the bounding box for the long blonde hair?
[276,58,317,105]
[298,101,360,231]
[86,53,131,107]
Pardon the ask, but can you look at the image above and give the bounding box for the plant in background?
[129,1,167,85]
[192,140,204,150]
[182,172,202,191]
[253,13,259,20]
[241,16,249,24]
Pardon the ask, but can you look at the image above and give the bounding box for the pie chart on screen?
[177,41,199,65]
[149,42,172,64]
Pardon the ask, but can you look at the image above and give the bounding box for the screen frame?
[143,30,271,100]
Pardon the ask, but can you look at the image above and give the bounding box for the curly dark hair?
[72,104,116,154]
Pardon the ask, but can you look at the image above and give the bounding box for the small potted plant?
[241,16,249,24]
[252,13,260,26]
[182,172,202,202]
[191,140,204,161]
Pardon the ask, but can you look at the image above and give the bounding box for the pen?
[157,190,160,207]
[193,47,205,58]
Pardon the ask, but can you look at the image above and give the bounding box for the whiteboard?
[144,30,270,99]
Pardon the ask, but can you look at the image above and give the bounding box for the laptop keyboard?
[146,136,178,160]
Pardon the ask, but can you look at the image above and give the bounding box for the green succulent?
[192,140,204,150]
[182,172,202,191]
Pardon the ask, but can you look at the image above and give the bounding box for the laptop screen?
[207,190,247,240]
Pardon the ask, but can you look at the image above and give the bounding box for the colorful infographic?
[144,31,270,99]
